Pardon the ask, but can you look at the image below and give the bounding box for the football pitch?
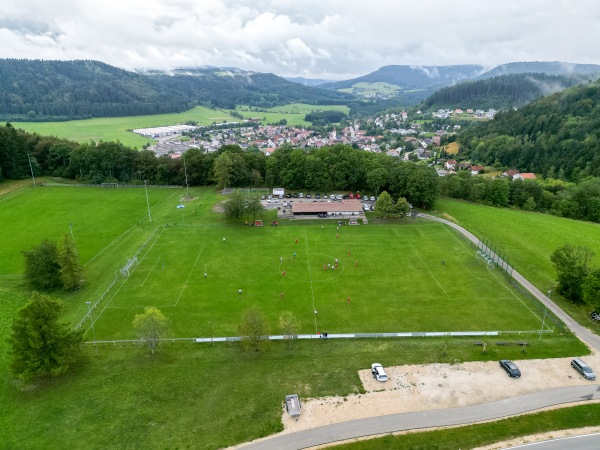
[92,221,547,340]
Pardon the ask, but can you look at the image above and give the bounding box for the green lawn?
[12,106,236,148]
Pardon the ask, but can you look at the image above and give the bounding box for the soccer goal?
[120,257,138,277]
[476,250,495,270]
[102,183,119,188]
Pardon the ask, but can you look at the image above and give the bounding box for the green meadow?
[0,185,592,449]
[12,106,236,148]
[235,103,350,126]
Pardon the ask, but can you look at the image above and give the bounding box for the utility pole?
[27,154,36,187]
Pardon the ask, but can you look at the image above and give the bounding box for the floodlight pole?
[144,180,152,223]
[86,301,98,355]
[183,154,189,192]
[539,290,551,340]
[27,154,36,187]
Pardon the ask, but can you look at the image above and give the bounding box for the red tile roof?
[292,199,363,213]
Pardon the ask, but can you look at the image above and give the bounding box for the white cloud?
[1,0,599,79]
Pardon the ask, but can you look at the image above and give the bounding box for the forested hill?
[457,80,600,180]
[319,64,484,91]
[420,73,589,110]
[477,61,600,79]
[0,59,351,121]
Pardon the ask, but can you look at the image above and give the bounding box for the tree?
[245,195,265,223]
[212,152,234,190]
[23,239,61,291]
[223,191,246,221]
[550,244,594,302]
[374,191,395,214]
[239,307,267,351]
[583,268,600,311]
[133,307,169,354]
[279,311,299,348]
[58,234,83,291]
[366,167,388,196]
[9,292,83,381]
[395,197,411,217]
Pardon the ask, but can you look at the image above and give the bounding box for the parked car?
[371,363,388,382]
[260,195,266,200]
[293,193,299,198]
[306,193,311,198]
[316,194,321,199]
[591,310,600,321]
[278,194,283,199]
[370,205,375,211]
[267,199,278,203]
[283,202,288,207]
[499,360,521,377]
[336,194,343,200]
[571,358,596,380]
[330,195,335,200]
[299,193,304,198]
[286,193,292,198]
[363,204,370,211]
[370,196,376,201]
[349,193,354,199]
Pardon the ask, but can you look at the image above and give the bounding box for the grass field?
[12,106,236,148]
[88,219,549,341]
[0,186,593,449]
[234,103,350,127]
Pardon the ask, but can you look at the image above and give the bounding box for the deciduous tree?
[550,244,593,302]
[58,234,83,291]
[279,311,299,348]
[239,307,267,351]
[133,307,169,354]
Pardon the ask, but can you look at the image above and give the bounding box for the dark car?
[286,193,292,198]
[306,193,312,199]
[499,360,521,377]
[591,310,600,321]
[316,194,321,199]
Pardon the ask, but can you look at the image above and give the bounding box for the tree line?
[1,124,440,209]
[440,171,600,223]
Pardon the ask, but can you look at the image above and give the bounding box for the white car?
[267,199,278,203]
[370,196,376,201]
[371,363,388,382]
[330,195,336,200]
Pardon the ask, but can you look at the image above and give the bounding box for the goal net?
[120,257,138,277]
[476,250,495,270]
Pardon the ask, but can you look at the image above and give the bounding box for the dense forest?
[0,124,439,209]
[0,60,352,121]
[456,80,600,180]
[421,73,588,110]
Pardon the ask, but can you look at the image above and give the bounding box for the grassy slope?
[434,198,600,327]
[12,107,235,148]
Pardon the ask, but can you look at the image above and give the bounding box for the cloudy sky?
[2,0,599,80]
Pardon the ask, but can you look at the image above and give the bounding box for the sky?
[2,0,600,80]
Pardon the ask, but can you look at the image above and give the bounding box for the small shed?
[285,394,302,420]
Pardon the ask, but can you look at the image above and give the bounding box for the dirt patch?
[280,354,600,434]
[213,201,226,214]
[180,195,199,202]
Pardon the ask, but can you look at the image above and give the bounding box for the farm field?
[0,186,591,449]
[11,106,235,148]
[234,103,350,126]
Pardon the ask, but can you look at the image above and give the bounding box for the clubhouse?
[291,199,363,217]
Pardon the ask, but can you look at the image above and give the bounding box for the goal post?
[120,257,138,277]
[476,250,495,270]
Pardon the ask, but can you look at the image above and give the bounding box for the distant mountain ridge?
[0,59,351,121]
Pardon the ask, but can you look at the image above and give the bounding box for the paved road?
[506,432,600,449]
[240,385,600,449]
[419,214,600,353]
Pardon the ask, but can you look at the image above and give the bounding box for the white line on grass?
[440,222,548,328]
[139,257,161,287]
[172,244,205,307]
[407,240,451,300]
[304,227,318,334]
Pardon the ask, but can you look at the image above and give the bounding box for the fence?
[452,229,564,332]
[41,182,182,189]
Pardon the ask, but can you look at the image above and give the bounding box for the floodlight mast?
[27,154,36,187]
[144,180,152,223]
[86,301,99,356]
